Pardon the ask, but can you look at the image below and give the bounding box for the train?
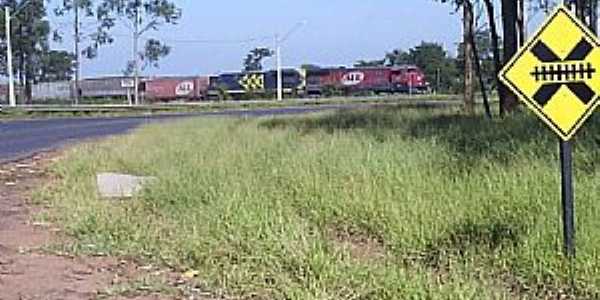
[10,65,429,103]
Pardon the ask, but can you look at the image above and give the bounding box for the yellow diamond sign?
[500,6,600,141]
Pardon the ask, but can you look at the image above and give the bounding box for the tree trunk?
[464,1,475,115]
[501,0,520,116]
[18,23,25,104]
[517,0,526,43]
[572,0,596,30]
[483,0,505,116]
[590,0,598,33]
[576,0,586,21]
[466,1,492,119]
[25,19,35,104]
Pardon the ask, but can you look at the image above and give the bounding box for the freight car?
[27,65,429,103]
[76,76,139,99]
[305,65,429,96]
[143,76,210,102]
[32,81,72,102]
[207,69,303,100]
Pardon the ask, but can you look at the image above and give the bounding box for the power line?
[148,36,274,45]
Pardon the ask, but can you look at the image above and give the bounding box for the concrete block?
[96,172,157,198]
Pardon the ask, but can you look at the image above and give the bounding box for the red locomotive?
[305,65,429,97]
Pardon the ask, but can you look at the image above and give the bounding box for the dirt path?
[0,153,186,300]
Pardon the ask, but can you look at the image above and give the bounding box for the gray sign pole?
[560,139,576,258]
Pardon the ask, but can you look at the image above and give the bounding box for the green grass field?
[39,105,600,299]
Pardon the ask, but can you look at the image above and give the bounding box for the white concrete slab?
[96,172,157,198]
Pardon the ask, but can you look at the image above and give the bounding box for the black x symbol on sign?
[530,38,597,106]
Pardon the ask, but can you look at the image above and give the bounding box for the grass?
[37,104,600,299]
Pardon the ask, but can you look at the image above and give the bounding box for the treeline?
[0,0,180,104]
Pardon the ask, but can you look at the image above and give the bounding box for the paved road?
[0,104,370,162]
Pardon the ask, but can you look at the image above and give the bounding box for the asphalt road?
[0,104,369,163]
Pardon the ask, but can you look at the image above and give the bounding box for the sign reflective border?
[499,5,600,141]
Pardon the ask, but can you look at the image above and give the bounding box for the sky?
[46,0,547,78]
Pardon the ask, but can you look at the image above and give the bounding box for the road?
[0,104,370,163]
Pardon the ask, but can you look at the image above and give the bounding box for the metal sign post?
[560,140,575,258]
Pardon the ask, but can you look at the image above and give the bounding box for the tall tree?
[123,39,170,75]
[463,0,475,115]
[501,0,521,116]
[37,50,76,82]
[406,42,459,93]
[243,47,274,72]
[55,0,181,105]
[465,1,492,118]
[54,0,94,104]
[385,49,411,66]
[0,0,51,103]
[481,0,505,113]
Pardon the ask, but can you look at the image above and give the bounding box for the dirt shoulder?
[0,152,191,300]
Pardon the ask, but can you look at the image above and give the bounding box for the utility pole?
[276,34,282,101]
[133,5,140,106]
[5,6,15,107]
[74,0,80,105]
[275,21,306,102]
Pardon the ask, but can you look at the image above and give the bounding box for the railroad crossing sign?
[500,5,600,141]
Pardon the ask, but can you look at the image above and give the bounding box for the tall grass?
[41,106,600,299]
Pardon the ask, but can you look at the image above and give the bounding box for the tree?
[408,42,459,93]
[565,0,599,31]
[481,0,504,114]
[501,0,521,115]
[123,39,170,75]
[384,49,411,66]
[55,0,181,105]
[354,59,385,67]
[243,47,274,72]
[54,0,97,104]
[456,29,500,89]
[0,0,52,103]
[463,1,475,115]
[437,0,522,116]
[466,1,492,118]
[37,50,75,82]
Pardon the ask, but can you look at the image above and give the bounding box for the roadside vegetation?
[38,106,600,299]
[0,94,462,120]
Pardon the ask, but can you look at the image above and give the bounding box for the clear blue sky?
[50,1,470,77]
